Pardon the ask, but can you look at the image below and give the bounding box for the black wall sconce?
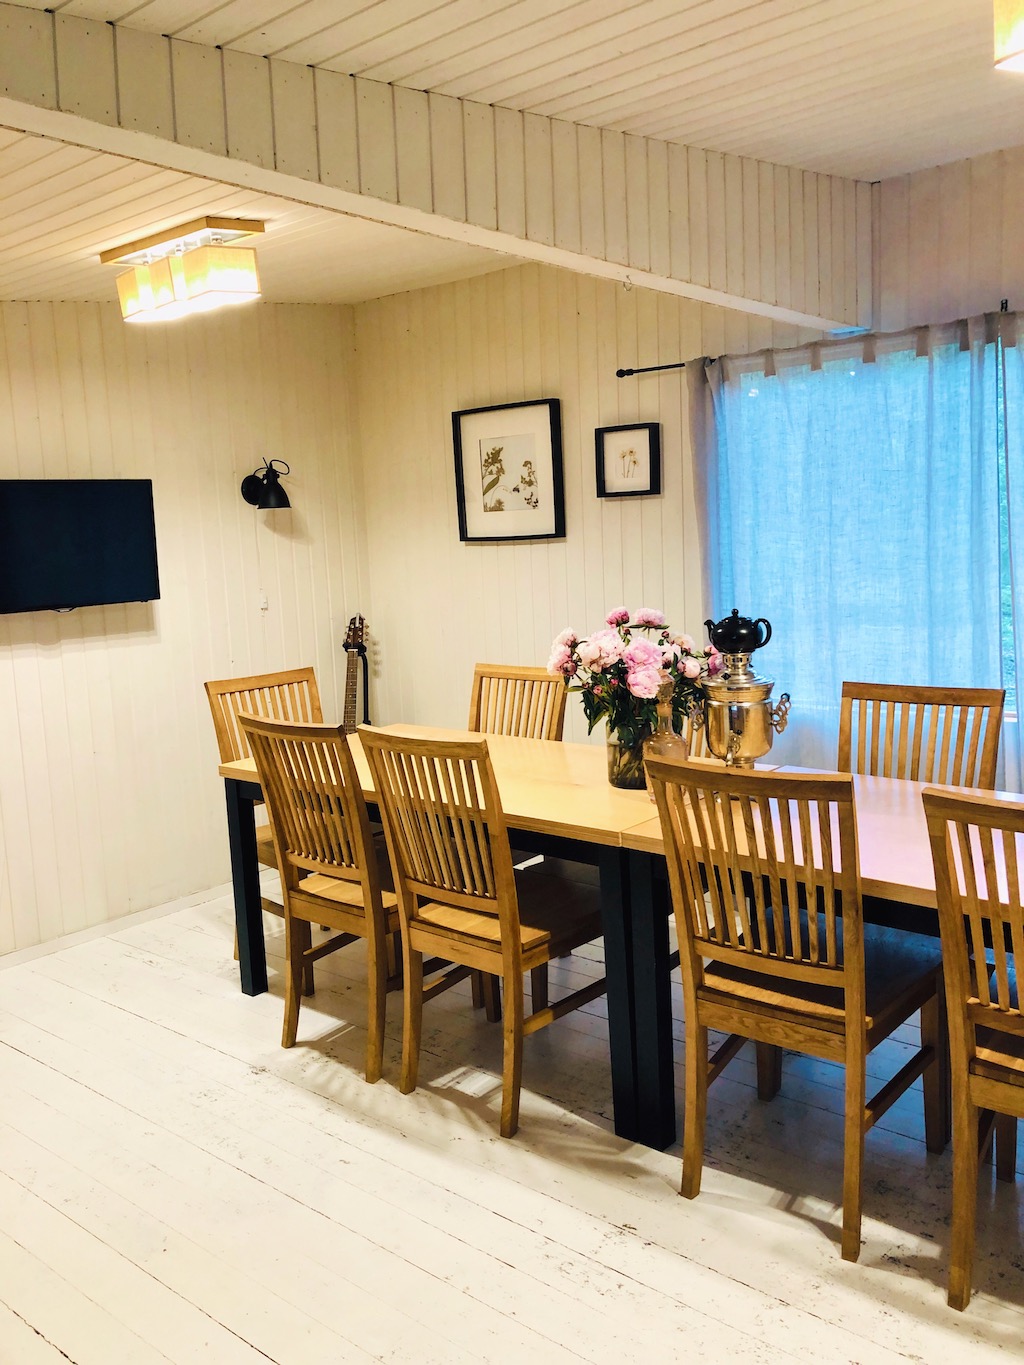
[241,458,291,509]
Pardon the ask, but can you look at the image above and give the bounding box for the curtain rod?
[616,360,694,378]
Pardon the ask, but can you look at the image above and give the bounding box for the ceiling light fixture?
[100,217,264,323]
[995,0,1024,69]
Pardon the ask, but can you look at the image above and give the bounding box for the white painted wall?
[877,145,1024,329]
[0,301,364,954]
[352,262,809,741]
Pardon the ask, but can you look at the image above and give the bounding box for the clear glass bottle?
[643,681,690,801]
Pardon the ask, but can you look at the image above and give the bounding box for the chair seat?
[702,919,943,1034]
[292,838,398,918]
[415,861,602,954]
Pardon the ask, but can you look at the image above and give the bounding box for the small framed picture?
[595,422,661,498]
[452,398,565,542]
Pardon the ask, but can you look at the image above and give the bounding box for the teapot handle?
[754,618,772,649]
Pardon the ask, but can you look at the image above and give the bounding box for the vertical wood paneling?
[429,92,467,223]
[355,77,397,203]
[169,40,226,156]
[463,101,497,232]
[523,113,554,248]
[494,106,526,239]
[667,143,690,284]
[624,134,650,273]
[270,59,318,181]
[705,152,727,294]
[0,302,363,955]
[115,27,174,140]
[314,69,360,193]
[877,148,1024,327]
[576,123,605,261]
[394,85,432,213]
[601,129,628,267]
[645,138,669,278]
[0,3,56,109]
[551,119,581,254]
[55,15,117,128]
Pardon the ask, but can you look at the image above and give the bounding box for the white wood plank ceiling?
[15,0,1024,181]
[0,128,516,304]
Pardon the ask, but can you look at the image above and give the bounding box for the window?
[696,322,1011,768]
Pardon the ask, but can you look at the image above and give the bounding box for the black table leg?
[598,847,639,1142]
[627,849,676,1149]
[224,778,267,996]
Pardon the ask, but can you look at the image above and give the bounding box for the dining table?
[217,728,1016,1152]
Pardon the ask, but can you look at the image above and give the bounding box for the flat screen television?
[0,479,160,614]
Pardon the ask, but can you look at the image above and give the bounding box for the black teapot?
[704,608,772,655]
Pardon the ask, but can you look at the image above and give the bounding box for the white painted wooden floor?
[1,874,1022,1364]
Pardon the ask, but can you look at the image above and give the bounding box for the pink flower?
[624,637,663,671]
[547,643,574,675]
[674,632,696,653]
[578,629,626,671]
[626,665,663,699]
[554,626,578,647]
[606,606,630,626]
[634,607,666,628]
[682,657,701,679]
[706,647,724,676]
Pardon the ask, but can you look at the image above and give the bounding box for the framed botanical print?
[452,398,565,542]
[595,422,661,498]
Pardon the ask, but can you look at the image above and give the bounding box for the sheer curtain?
[692,318,1010,769]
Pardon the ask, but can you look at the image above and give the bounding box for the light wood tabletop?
[221,724,657,846]
[621,764,1024,908]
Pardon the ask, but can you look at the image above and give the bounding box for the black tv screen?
[0,479,160,614]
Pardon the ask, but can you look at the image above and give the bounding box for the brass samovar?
[696,609,791,767]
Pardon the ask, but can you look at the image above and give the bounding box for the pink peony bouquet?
[548,606,709,749]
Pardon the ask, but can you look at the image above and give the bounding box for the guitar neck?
[342,648,360,734]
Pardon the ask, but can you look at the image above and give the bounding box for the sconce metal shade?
[241,459,291,509]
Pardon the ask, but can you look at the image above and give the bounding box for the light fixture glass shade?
[180,245,260,310]
[117,245,261,323]
[995,0,1024,68]
[116,264,154,321]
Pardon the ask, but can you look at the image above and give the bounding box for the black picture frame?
[595,422,662,498]
[452,398,565,542]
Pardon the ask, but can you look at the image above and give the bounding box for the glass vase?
[643,686,691,801]
[606,726,652,789]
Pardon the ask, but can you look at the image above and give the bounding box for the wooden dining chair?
[468,662,570,1012]
[468,663,567,742]
[647,758,948,1261]
[360,725,607,1137]
[838,682,1005,789]
[205,667,323,989]
[923,787,1024,1309]
[238,713,401,1082]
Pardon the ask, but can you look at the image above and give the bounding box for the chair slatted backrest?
[923,788,1024,1047]
[205,667,323,764]
[360,727,519,938]
[838,682,1004,789]
[468,664,567,742]
[648,760,863,1000]
[238,714,375,893]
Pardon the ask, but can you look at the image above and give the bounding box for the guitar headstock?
[344,614,366,652]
